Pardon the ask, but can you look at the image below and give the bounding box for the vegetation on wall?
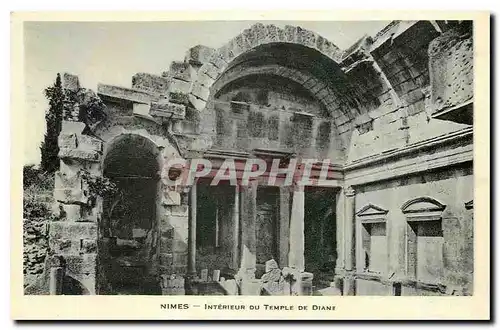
[23,165,54,288]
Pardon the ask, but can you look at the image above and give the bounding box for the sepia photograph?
[11,11,490,320]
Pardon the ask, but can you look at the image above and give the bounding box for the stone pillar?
[187,182,197,277]
[343,186,356,295]
[239,181,257,279]
[335,188,345,273]
[48,256,65,295]
[288,185,305,272]
[231,185,240,271]
[279,186,291,268]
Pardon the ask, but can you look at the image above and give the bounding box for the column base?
[343,273,356,296]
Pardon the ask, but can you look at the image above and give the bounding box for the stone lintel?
[58,148,101,162]
[97,83,156,105]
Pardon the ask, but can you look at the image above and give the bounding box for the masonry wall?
[354,163,473,295]
[199,74,344,163]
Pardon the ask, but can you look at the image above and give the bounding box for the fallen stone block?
[261,268,281,283]
[265,259,279,273]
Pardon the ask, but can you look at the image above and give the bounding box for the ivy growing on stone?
[79,170,118,205]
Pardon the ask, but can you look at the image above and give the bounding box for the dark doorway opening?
[304,187,337,291]
[256,186,280,278]
[100,134,162,295]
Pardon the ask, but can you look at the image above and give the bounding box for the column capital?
[344,186,356,197]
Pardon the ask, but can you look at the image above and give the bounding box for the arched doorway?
[99,134,162,295]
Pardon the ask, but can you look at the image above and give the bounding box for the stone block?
[132,103,152,118]
[261,268,281,283]
[200,63,220,80]
[54,187,86,205]
[160,237,173,253]
[262,279,286,295]
[162,190,181,206]
[51,238,72,254]
[169,205,188,217]
[97,83,156,104]
[54,171,81,190]
[77,135,103,153]
[61,121,86,135]
[200,269,208,282]
[265,259,279,273]
[240,279,262,295]
[168,61,191,82]
[159,253,174,267]
[132,72,170,95]
[81,239,97,253]
[191,83,210,101]
[173,253,187,267]
[52,203,82,221]
[64,254,97,275]
[150,101,186,120]
[58,133,77,149]
[188,93,207,111]
[212,269,221,282]
[49,221,97,240]
[168,92,189,105]
[168,78,191,94]
[62,73,80,92]
[184,45,215,66]
[58,148,100,162]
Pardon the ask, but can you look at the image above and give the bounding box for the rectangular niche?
[356,204,389,276]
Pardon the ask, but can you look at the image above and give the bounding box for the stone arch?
[210,63,352,125]
[62,274,91,295]
[189,23,350,113]
[99,133,164,294]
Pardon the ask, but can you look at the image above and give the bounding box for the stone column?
[231,185,240,272]
[343,186,356,295]
[239,181,257,279]
[48,256,65,295]
[288,185,305,272]
[279,186,291,268]
[187,182,197,277]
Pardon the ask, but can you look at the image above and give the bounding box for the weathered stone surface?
[221,279,238,295]
[132,72,170,95]
[97,83,155,104]
[162,190,181,206]
[61,121,86,135]
[167,61,191,82]
[169,92,190,105]
[168,78,191,95]
[262,279,286,295]
[261,268,281,283]
[49,222,97,240]
[64,254,97,275]
[54,187,86,205]
[58,148,101,162]
[265,259,279,273]
[77,134,103,153]
[58,133,78,149]
[191,83,210,101]
[429,24,473,113]
[150,101,186,120]
[185,45,215,66]
[62,73,80,92]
